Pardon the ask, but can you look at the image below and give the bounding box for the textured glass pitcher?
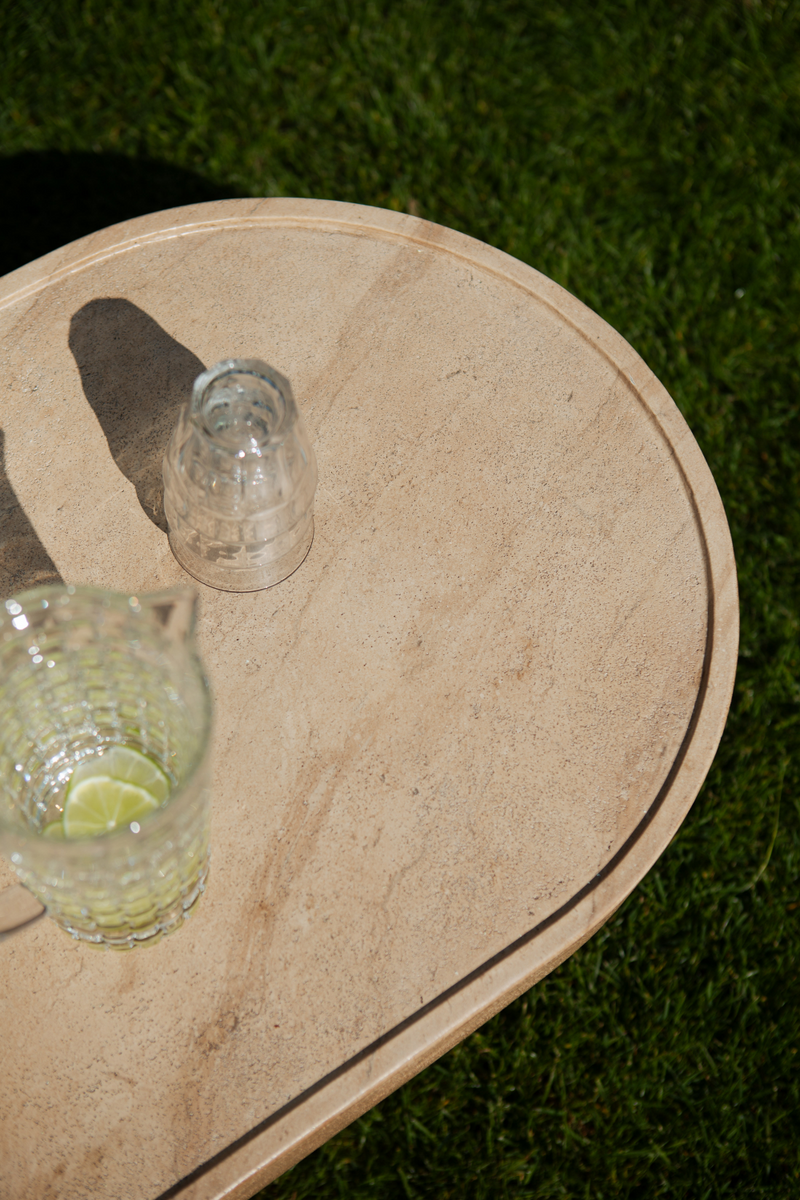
[0,585,212,948]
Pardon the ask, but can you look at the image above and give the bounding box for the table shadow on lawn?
[0,150,242,279]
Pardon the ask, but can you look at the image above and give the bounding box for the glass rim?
[190,357,297,451]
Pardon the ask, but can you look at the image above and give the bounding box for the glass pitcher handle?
[0,883,45,939]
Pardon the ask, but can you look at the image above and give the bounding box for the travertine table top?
[0,199,738,1200]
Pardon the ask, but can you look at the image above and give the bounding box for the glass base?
[168,517,314,593]
[51,858,209,950]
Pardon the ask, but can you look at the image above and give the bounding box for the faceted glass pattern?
[163,358,317,591]
[0,586,212,948]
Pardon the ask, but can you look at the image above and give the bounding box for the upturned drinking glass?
[0,585,212,949]
[163,358,317,592]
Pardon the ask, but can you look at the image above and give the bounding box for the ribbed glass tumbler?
[163,359,318,591]
[0,586,212,949]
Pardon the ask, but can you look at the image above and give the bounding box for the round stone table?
[0,200,738,1200]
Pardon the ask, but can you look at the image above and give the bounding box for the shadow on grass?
[0,150,244,278]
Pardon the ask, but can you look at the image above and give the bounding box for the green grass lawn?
[3,1,800,1195]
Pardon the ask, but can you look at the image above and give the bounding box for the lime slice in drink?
[41,818,66,839]
[68,746,170,804]
[63,776,160,839]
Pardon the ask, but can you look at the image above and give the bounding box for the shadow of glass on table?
[0,428,62,600]
[0,151,233,535]
[69,300,205,532]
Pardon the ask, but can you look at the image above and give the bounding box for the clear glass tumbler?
[163,358,317,592]
[0,585,212,948]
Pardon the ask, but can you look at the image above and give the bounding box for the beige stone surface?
[0,200,738,1200]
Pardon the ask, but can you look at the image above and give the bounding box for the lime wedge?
[41,818,65,839]
[63,776,160,839]
[68,746,170,804]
